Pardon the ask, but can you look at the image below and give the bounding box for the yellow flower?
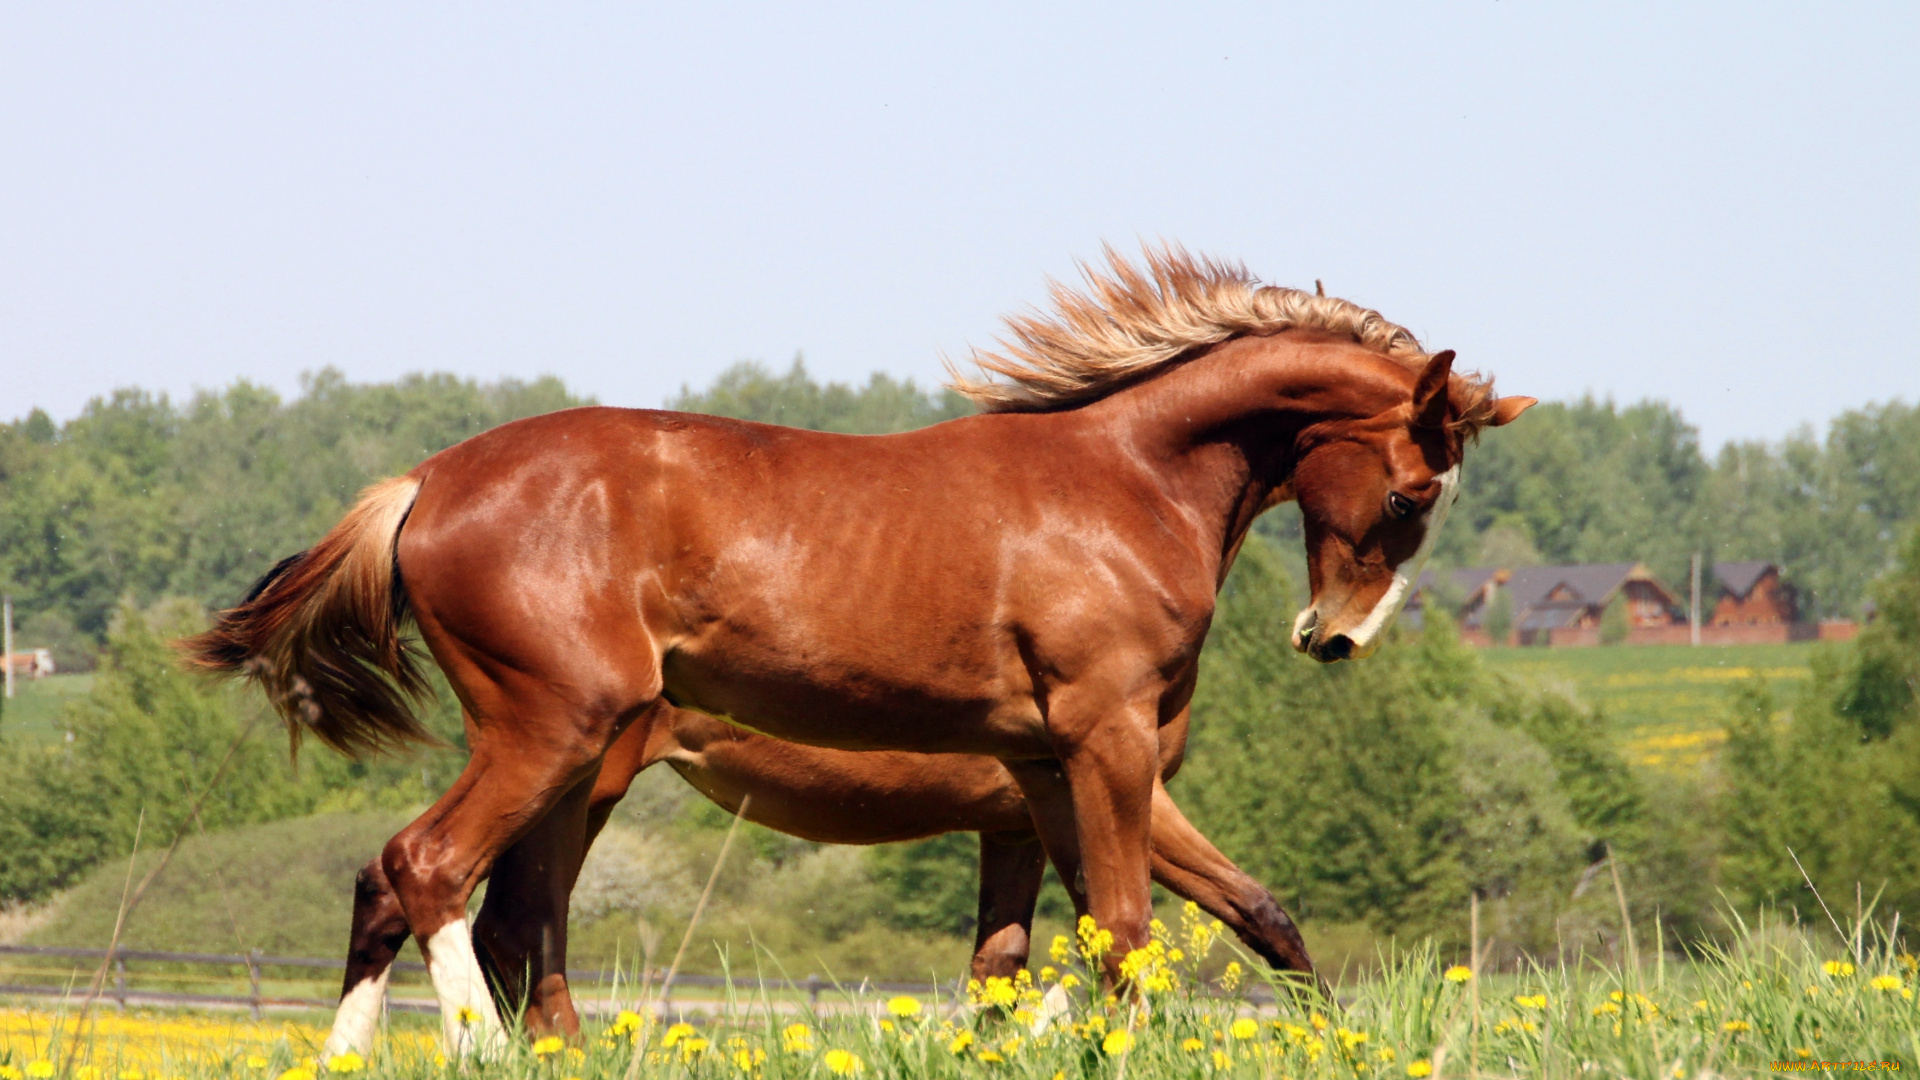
[1101,1030,1134,1055]
[1377,1047,1397,1063]
[1823,960,1855,977]
[661,1023,696,1048]
[781,1024,814,1053]
[1211,1049,1231,1069]
[679,1038,710,1060]
[0,1068,22,1080]
[24,1066,54,1080]
[531,1037,565,1057]
[1593,1002,1621,1015]
[948,1031,974,1055]
[1722,1020,1751,1033]
[246,1058,270,1072]
[324,1053,365,1074]
[74,1070,99,1080]
[1309,1012,1329,1031]
[1794,1048,1814,1060]
[123,1071,148,1080]
[1230,1018,1259,1040]
[1077,915,1114,961]
[1058,973,1081,990]
[275,1070,314,1080]
[455,1006,478,1025]
[1039,965,1058,982]
[822,1049,862,1075]
[732,1047,766,1072]
[1407,1061,1434,1078]
[1870,974,1904,991]
[1338,1028,1369,1050]
[1221,961,1244,991]
[886,995,922,1018]
[1514,993,1548,1009]
[1050,936,1072,964]
[1443,965,1473,983]
[1182,1038,1206,1053]
[976,1051,1004,1064]
[609,1010,646,1036]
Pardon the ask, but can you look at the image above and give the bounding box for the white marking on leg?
[1346,466,1461,657]
[323,967,391,1061]
[423,919,506,1057]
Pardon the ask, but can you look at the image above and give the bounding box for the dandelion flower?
[1230,1018,1259,1040]
[0,1068,22,1080]
[1309,1012,1329,1031]
[324,1053,365,1074]
[1514,993,1548,1009]
[1443,965,1473,983]
[1182,1038,1206,1052]
[1101,1030,1134,1055]
[679,1038,709,1059]
[1823,960,1855,977]
[1870,975,1904,991]
[246,1058,269,1072]
[732,1047,766,1072]
[531,1037,565,1057]
[662,1023,696,1048]
[1211,1049,1231,1069]
[1722,1020,1751,1033]
[1407,1062,1434,1078]
[782,1024,814,1053]
[822,1049,862,1075]
[25,1066,54,1080]
[609,1010,646,1036]
[887,995,922,1018]
[977,1050,1004,1064]
[275,1070,314,1080]
[948,1031,974,1055]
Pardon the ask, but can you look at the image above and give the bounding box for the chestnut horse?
[321,701,1320,1057]
[186,249,1531,1052]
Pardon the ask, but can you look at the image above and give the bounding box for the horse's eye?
[1386,491,1417,519]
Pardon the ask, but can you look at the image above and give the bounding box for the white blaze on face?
[1343,465,1461,658]
[324,967,392,1061]
[423,918,507,1057]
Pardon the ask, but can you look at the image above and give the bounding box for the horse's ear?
[1412,350,1455,428]
[1487,396,1537,427]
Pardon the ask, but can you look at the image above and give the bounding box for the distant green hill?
[1482,641,1818,769]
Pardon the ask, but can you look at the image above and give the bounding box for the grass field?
[3,908,1913,1079]
[1480,643,1822,771]
[0,673,93,746]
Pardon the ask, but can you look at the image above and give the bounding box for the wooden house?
[1709,561,1797,625]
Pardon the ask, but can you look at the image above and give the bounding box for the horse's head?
[1288,349,1533,662]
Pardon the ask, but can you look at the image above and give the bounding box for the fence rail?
[0,943,965,1018]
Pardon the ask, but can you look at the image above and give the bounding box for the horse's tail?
[179,475,435,756]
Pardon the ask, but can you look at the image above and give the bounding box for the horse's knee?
[381,829,469,931]
[350,858,411,953]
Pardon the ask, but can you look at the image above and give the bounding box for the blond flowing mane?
[949,245,1497,431]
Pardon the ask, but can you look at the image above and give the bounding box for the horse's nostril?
[1319,634,1353,661]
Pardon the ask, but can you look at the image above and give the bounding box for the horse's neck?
[1088,335,1401,579]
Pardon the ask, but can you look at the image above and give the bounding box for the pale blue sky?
[3,3,1914,450]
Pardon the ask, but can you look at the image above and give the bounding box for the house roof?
[1713,560,1774,600]
[1503,563,1648,614]
[1517,601,1588,632]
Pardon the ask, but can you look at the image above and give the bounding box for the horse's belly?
[658,639,1046,758]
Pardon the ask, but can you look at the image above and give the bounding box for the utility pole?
[1689,553,1702,647]
[3,595,12,699]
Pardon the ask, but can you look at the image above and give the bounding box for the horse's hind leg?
[382,713,608,1055]
[468,702,668,1038]
[322,856,413,1060]
[972,832,1047,982]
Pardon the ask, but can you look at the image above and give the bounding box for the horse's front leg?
[971,832,1048,982]
[1145,783,1329,998]
[1012,704,1157,984]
